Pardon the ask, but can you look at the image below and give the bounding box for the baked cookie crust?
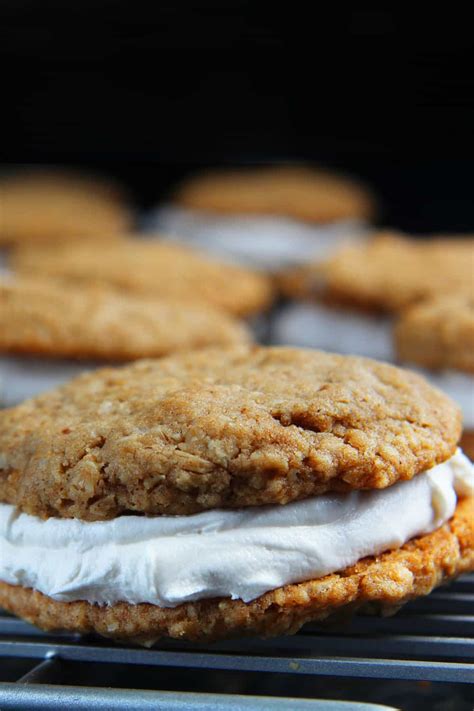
[173,165,375,224]
[0,170,132,245]
[12,240,274,318]
[0,279,250,361]
[1,497,471,644]
[0,346,461,520]
[395,295,474,374]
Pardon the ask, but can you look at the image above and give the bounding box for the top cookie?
[0,346,460,521]
[11,240,274,317]
[395,295,474,374]
[0,170,132,246]
[0,278,251,361]
[280,233,474,311]
[173,165,376,224]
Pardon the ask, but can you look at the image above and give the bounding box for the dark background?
[1,2,473,232]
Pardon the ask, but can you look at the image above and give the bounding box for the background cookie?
[0,169,133,245]
[319,232,474,312]
[279,232,474,306]
[0,278,251,361]
[173,165,376,223]
[0,346,461,521]
[11,240,274,317]
[395,294,474,373]
[395,295,474,461]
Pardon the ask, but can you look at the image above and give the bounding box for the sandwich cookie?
[0,346,472,643]
[0,278,250,405]
[274,233,474,361]
[149,165,375,269]
[395,294,474,459]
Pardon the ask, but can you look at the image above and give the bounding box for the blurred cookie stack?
[149,165,375,269]
[0,168,274,404]
[151,164,473,459]
[1,163,473,458]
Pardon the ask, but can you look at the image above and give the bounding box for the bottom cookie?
[1,497,472,645]
[461,431,474,461]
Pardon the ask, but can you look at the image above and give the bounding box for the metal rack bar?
[207,634,474,659]
[406,592,474,614]
[0,684,399,711]
[2,634,474,661]
[449,574,474,590]
[3,625,474,659]
[1,640,473,683]
[16,657,60,684]
[320,614,474,636]
[0,616,82,637]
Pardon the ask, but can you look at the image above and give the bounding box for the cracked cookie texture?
[0,278,251,361]
[0,346,461,521]
[0,497,471,643]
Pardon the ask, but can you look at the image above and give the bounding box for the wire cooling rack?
[1,574,473,709]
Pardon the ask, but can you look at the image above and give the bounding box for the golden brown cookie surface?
[174,165,375,223]
[12,240,273,317]
[0,170,132,245]
[279,233,474,310]
[0,346,461,520]
[0,278,250,361]
[1,497,471,643]
[395,295,474,374]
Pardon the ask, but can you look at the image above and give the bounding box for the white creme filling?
[145,205,368,269]
[1,450,472,608]
[272,302,395,363]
